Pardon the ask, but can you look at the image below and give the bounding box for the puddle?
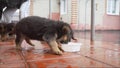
[32,48,51,54]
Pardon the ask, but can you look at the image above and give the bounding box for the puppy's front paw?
[58,45,64,52]
[54,50,63,55]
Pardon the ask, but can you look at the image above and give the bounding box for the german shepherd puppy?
[0,22,16,41]
[15,16,76,55]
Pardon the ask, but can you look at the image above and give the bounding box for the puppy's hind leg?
[25,37,35,46]
[15,33,24,50]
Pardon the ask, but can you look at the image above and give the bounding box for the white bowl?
[61,42,82,52]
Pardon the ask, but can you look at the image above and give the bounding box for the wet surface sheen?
[0,31,120,68]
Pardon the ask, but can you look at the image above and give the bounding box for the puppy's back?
[15,16,59,40]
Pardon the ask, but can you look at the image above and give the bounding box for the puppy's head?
[6,23,16,35]
[0,23,8,41]
[0,22,16,41]
[58,23,75,44]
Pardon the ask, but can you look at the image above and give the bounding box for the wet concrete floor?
[0,31,120,68]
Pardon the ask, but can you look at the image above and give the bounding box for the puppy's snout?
[60,40,69,44]
[62,35,68,41]
[59,35,70,44]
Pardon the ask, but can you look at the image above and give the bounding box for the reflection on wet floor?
[0,31,120,68]
[74,30,120,44]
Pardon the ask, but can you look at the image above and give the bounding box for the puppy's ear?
[62,25,70,33]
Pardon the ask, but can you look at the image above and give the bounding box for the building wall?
[31,0,120,30]
[33,0,49,18]
[78,0,106,30]
[60,0,72,23]
[103,14,120,30]
[60,0,79,29]
[50,0,60,20]
[94,0,120,30]
[102,0,120,30]
[78,0,91,30]
[59,0,91,30]
[94,0,106,30]
[72,0,120,30]
[32,0,60,20]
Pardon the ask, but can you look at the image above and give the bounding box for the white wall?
[51,0,60,13]
[78,0,106,29]
[94,0,105,26]
[78,0,91,25]
[60,0,72,24]
[33,0,49,18]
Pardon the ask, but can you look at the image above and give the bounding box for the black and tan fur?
[0,22,16,41]
[15,16,76,55]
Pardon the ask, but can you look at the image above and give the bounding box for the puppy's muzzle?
[59,35,70,44]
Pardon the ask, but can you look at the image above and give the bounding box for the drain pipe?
[90,0,95,45]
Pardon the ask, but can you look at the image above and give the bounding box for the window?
[60,0,67,15]
[107,0,120,15]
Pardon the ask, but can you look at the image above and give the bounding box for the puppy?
[15,16,76,55]
[0,22,16,41]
